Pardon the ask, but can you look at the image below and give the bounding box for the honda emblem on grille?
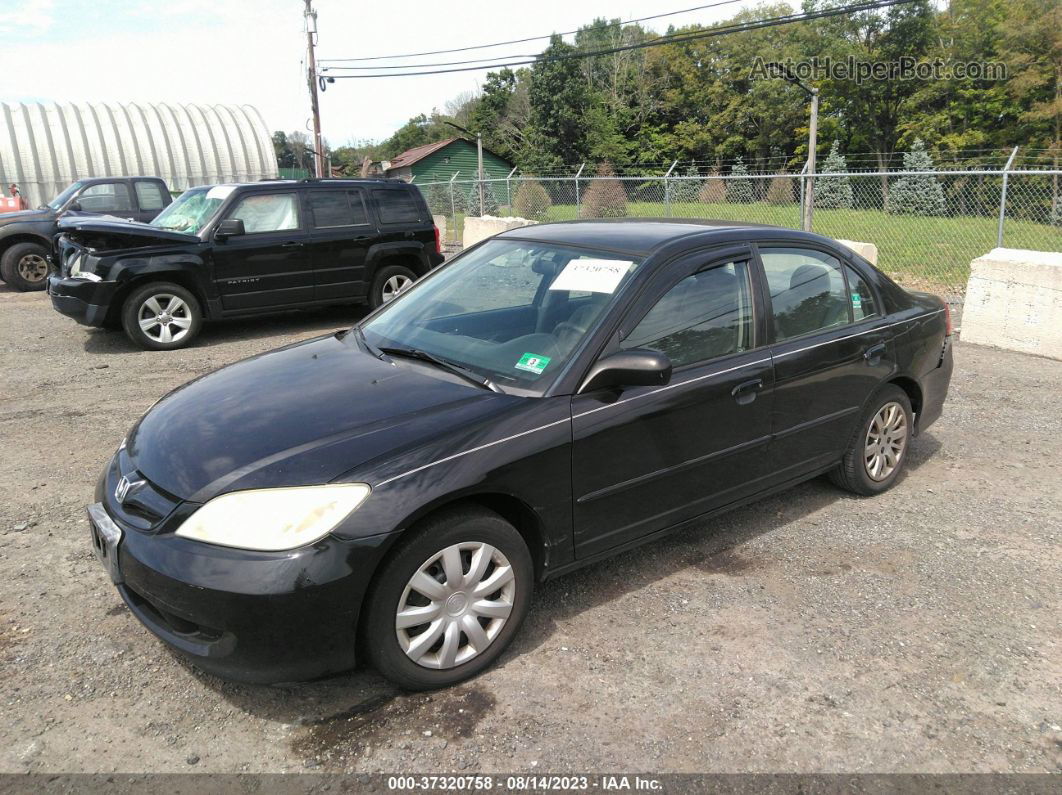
[115,474,145,504]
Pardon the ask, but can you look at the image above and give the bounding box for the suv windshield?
[150,186,231,234]
[362,239,642,394]
[47,181,84,210]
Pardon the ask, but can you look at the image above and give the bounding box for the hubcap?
[396,542,516,670]
[17,253,49,283]
[137,294,192,344]
[382,274,413,303]
[864,401,908,481]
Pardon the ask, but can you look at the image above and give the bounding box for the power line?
[318,1,748,63]
[322,0,920,79]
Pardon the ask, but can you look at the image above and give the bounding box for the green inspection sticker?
[515,353,551,375]
[851,292,862,308]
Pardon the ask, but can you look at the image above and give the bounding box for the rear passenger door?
[304,188,375,302]
[756,244,896,478]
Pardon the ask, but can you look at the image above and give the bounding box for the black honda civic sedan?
[88,220,953,689]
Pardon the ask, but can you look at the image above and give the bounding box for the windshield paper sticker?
[206,185,236,201]
[549,259,633,294]
[515,353,551,375]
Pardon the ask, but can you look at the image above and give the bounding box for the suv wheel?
[1,242,52,292]
[121,282,202,351]
[369,264,417,309]
[829,384,913,496]
[363,506,533,690]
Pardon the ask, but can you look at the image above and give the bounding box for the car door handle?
[731,378,763,405]
[863,343,887,364]
[282,241,304,248]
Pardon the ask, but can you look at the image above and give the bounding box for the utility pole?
[477,132,485,214]
[803,88,819,232]
[303,0,324,178]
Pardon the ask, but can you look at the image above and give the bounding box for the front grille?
[104,452,182,533]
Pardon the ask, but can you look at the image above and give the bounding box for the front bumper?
[47,274,118,327]
[90,472,399,683]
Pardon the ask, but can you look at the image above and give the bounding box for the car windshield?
[362,239,643,394]
[150,186,230,234]
[46,181,84,210]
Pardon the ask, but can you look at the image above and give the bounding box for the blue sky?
[4,0,760,145]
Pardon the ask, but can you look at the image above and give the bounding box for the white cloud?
[0,0,55,36]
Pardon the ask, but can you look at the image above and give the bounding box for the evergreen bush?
[581,162,628,218]
[886,138,946,216]
[816,140,854,209]
[466,180,500,217]
[513,179,552,220]
[671,165,703,203]
[725,157,754,204]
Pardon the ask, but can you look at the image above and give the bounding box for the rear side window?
[845,265,879,321]
[759,247,850,341]
[373,189,421,223]
[307,190,368,228]
[134,181,166,211]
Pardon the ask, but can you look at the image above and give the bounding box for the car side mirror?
[578,349,672,394]
[66,200,82,213]
[215,218,245,239]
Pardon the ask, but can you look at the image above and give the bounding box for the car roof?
[496,218,809,256]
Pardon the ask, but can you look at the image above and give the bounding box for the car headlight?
[174,484,371,551]
[70,253,101,282]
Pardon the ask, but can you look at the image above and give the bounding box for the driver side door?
[570,248,775,558]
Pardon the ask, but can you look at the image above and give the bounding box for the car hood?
[125,332,514,502]
[0,207,54,224]
[58,216,199,248]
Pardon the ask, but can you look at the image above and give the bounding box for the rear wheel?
[121,282,202,350]
[1,242,52,291]
[369,264,417,309]
[829,384,912,495]
[363,506,533,690]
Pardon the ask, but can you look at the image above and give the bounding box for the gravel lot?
[1,283,1059,775]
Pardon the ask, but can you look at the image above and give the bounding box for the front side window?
[760,247,849,341]
[621,261,754,367]
[77,182,132,213]
[362,239,642,393]
[373,189,421,223]
[135,181,166,211]
[846,265,879,321]
[48,181,84,210]
[229,193,300,234]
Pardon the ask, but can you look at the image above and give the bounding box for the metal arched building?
[0,102,278,208]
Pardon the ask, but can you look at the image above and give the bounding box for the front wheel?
[829,384,913,495]
[121,282,202,350]
[1,241,52,291]
[363,506,533,690]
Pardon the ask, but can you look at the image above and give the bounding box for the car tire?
[363,505,534,691]
[369,264,418,310]
[829,384,913,496]
[1,241,52,292]
[121,282,202,351]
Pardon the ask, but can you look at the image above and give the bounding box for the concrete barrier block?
[463,215,537,249]
[836,239,878,265]
[961,248,1062,360]
[432,214,447,243]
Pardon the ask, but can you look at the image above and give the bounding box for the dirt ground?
[0,283,1059,775]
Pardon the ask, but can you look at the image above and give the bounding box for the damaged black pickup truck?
[48,178,443,350]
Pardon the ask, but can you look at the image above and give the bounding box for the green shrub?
[886,138,946,216]
[816,140,854,209]
[725,157,754,204]
[671,165,702,203]
[581,162,628,218]
[466,181,499,216]
[513,179,552,219]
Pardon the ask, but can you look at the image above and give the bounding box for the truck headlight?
[70,253,101,282]
[174,484,371,551]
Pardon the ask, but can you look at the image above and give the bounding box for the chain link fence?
[418,165,1061,304]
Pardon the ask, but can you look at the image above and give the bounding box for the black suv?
[48,179,443,350]
[1,176,172,291]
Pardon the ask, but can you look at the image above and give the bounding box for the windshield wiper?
[379,346,503,393]
[352,326,385,360]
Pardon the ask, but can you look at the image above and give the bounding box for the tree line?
[317,0,1058,177]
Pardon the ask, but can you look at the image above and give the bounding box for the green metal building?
[383,137,514,183]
